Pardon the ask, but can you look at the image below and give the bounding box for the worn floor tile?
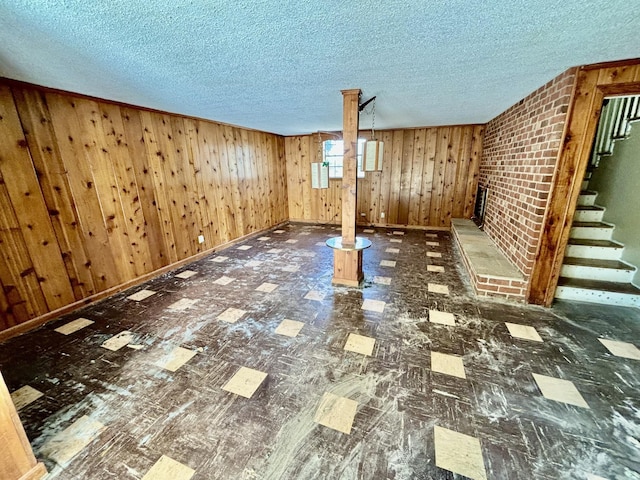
[428,283,449,295]
[392,231,405,236]
[222,367,268,398]
[256,282,279,293]
[274,319,304,337]
[431,351,466,378]
[427,252,442,258]
[237,245,253,251]
[273,230,285,233]
[41,415,106,466]
[344,333,376,356]
[285,239,298,244]
[385,247,400,254]
[373,276,391,285]
[532,373,590,408]
[315,242,326,246]
[11,385,44,410]
[257,237,271,241]
[217,308,247,324]
[101,331,135,351]
[426,241,440,247]
[425,233,438,238]
[245,260,263,268]
[434,426,487,480]
[174,270,197,279]
[314,392,358,434]
[389,238,402,243]
[282,265,300,272]
[361,299,386,313]
[429,310,456,326]
[54,318,94,335]
[158,347,197,372]
[598,338,640,360]
[213,276,235,286]
[142,455,195,480]
[167,298,199,311]
[210,256,229,263]
[304,290,325,301]
[380,260,396,267]
[363,229,375,233]
[298,232,311,236]
[505,322,543,342]
[427,265,445,272]
[127,289,157,301]
[268,248,283,254]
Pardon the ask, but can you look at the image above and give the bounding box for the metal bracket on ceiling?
[359,96,376,112]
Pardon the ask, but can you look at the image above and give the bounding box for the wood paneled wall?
[285,126,484,227]
[0,81,288,332]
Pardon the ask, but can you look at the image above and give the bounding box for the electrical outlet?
[360,212,366,217]
[380,212,385,219]
[198,235,205,244]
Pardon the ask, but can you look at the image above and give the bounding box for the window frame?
[322,138,366,179]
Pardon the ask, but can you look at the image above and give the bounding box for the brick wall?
[479,68,577,282]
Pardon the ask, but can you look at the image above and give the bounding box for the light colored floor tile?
[167,298,199,311]
[380,260,396,267]
[285,239,298,244]
[599,338,640,360]
[315,241,326,246]
[273,230,286,233]
[127,289,157,301]
[389,238,402,243]
[55,318,94,335]
[427,265,445,272]
[237,245,253,251]
[268,248,283,254]
[505,322,543,342]
[429,310,456,326]
[257,237,271,241]
[222,367,268,398]
[245,260,263,268]
[11,385,44,410]
[41,415,105,466]
[142,455,195,480]
[174,270,197,279]
[217,308,247,323]
[256,282,279,293]
[101,331,135,351]
[275,319,304,337]
[426,241,440,246]
[344,333,376,356]
[304,290,325,301]
[361,299,386,313]
[428,283,449,295]
[213,276,235,286]
[299,232,311,235]
[427,251,442,258]
[434,425,487,480]
[158,347,197,372]
[532,373,590,408]
[586,475,609,480]
[314,392,358,434]
[425,233,438,238]
[210,256,229,263]
[363,229,375,233]
[392,231,405,235]
[431,351,466,378]
[299,251,316,257]
[282,264,300,272]
[385,247,400,254]
[373,276,391,285]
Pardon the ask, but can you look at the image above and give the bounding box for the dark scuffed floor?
[1,224,639,480]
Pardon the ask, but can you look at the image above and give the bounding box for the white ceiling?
[1,1,639,136]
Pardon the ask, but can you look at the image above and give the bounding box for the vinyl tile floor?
[1,224,639,480]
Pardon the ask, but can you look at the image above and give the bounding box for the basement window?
[323,139,366,179]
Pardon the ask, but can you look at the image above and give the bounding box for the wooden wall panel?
[286,125,484,227]
[0,80,288,332]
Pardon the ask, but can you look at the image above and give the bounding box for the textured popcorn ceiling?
[0,1,638,135]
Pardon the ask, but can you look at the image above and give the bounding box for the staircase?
[555,178,640,306]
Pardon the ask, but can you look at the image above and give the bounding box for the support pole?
[332,89,364,286]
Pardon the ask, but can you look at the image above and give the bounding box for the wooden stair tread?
[568,238,623,247]
[563,257,634,271]
[557,277,640,294]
